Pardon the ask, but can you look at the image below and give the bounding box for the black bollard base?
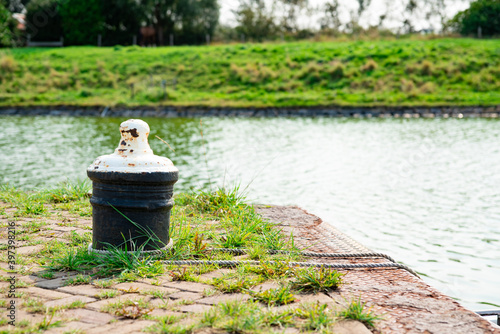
[87,119,179,254]
[87,170,178,252]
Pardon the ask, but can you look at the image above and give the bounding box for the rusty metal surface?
[256,205,500,334]
[88,119,177,173]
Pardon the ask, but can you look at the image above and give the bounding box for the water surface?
[1,115,499,311]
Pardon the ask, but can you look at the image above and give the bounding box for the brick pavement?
[1,204,498,333]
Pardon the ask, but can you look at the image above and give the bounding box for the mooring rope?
[162,248,420,278]
[211,248,397,263]
[87,242,419,277]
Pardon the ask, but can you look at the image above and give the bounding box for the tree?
[175,0,219,44]
[25,0,62,41]
[377,0,393,28]
[140,0,176,46]
[402,0,418,33]
[319,0,341,32]
[59,0,103,45]
[425,0,445,32]
[140,0,219,45]
[6,0,27,13]
[234,0,277,41]
[101,0,144,45]
[449,0,500,36]
[357,0,371,18]
[0,0,14,47]
[277,0,307,33]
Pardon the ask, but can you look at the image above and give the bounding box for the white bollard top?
[88,119,178,173]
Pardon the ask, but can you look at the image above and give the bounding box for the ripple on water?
[1,115,499,310]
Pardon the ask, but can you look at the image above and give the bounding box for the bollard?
[87,119,178,254]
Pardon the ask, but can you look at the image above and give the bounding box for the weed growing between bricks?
[0,183,381,333]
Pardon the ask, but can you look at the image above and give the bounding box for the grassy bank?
[0,184,380,333]
[0,38,499,108]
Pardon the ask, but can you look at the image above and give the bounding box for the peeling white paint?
[88,119,178,173]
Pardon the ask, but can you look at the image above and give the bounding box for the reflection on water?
[1,115,500,310]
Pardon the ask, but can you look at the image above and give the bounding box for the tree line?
[0,0,499,48]
[1,0,218,46]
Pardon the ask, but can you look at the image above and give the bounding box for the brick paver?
[44,295,97,308]
[25,286,74,300]
[197,293,250,305]
[85,295,152,312]
[57,284,116,297]
[61,308,115,325]
[295,292,337,305]
[162,281,214,293]
[85,319,156,334]
[35,276,78,289]
[44,321,98,334]
[332,320,373,334]
[148,309,185,318]
[177,303,213,313]
[113,281,178,295]
[198,268,232,280]
[252,281,282,291]
[167,291,204,301]
[16,245,44,255]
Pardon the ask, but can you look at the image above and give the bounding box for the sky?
[218,0,471,31]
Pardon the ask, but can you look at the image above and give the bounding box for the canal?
[1,115,499,311]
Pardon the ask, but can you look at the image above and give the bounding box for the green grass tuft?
[250,285,296,306]
[291,266,344,293]
[337,298,382,328]
[295,302,334,331]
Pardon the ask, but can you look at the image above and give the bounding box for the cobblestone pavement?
[1,205,499,333]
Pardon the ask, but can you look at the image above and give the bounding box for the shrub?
[361,59,378,72]
[420,60,434,76]
[230,63,274,84]
[449,0,500,37]
[0,55,16,73]
[375,79,390,92]
[297,62,322,79]
[286,57,298,69]
[401,78,416,93]
[177,64,186,74]
[419,82,436,94]
[327,61,344,80]
[405,63,418,74]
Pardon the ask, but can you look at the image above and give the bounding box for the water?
[2,115,500,311]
